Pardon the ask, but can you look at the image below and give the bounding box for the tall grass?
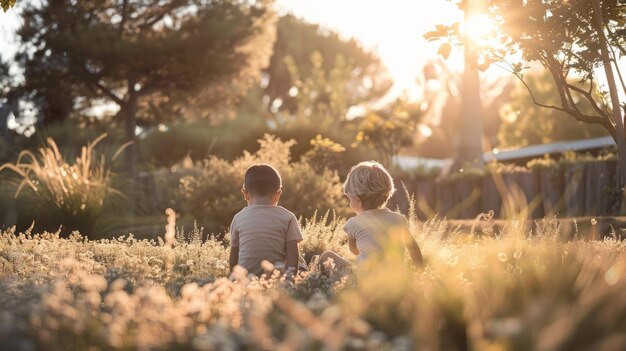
[1,204,625,350]
[0,135,122,235]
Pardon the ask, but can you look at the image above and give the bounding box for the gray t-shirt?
[230,205,303,275]
[343,208,407,264]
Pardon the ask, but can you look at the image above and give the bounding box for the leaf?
[512,62,523,74]
[438,43,452,59]
[424,30,444,42]
[1,0,17,12]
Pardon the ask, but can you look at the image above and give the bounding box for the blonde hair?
[343,161,396,210]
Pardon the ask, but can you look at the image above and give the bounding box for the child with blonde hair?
[319,161,423,275]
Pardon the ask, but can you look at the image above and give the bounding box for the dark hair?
[244,164,282,197]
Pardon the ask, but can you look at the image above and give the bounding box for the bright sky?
[275,0,465,98]
[1,1,466,97]
[0,10,19,58]
[1,2,624,102]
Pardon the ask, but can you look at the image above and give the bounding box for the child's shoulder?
[386,209,407,222]
[363,208,407,225]
[275,205,295,214]
[243,205,297,220]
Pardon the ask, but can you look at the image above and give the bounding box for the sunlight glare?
[461,14,499,48]
[417,124,433,138]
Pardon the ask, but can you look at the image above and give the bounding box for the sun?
[461,14,500,49]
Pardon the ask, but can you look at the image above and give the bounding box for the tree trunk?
[122,93,139,179]
[458,2,485,168]
[592,0,626,192]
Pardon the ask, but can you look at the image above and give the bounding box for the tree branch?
[564,82,611,120]
[512,60,614,134]
[138,0,187,31]
[120,0,128,36]
[608,45,626,97]
[95,81,124,105]
[79,64,125,105]
[512,72,567,112]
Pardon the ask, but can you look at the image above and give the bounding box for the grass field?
[1,211,625,351]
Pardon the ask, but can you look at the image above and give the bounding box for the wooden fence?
[390,160,622,219]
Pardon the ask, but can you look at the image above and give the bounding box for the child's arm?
[229,246,239,273]
[285,240,299,275]
[229,217,240,273]
[348,237,360,256]
[403,227,423,267]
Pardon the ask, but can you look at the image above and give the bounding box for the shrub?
[140,117,268,167]
[303,134,347,173]
[177,134,349,232]
[0,135,121,235]
[298,211,351,262]
[272,122,377,177]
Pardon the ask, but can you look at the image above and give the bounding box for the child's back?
[229,164,303,277]
[344,208,406,264]
[230,205,302,276]
[319,161,423,276]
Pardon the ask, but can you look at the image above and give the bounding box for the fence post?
[538,166,564,218]
[584,160,619,216]
[564,163,586,217]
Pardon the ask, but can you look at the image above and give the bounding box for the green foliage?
[1,0,15,11]
[297,211,351,263]
[526,155,559,170]
[354,99,420,167]
[497,69,609,149]
[303,134,346,173]
[489,0,626,134]
[271,122,376,177]
[140,115,269,168]
[0,135,121,235]
[1,214,626,349]
[177,134,348,230]
[264,14,391,119]
[5,0,277,173]
[428,0,625,160]
[12,0,276,124]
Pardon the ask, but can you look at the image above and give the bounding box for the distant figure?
[319,161,423,276]
[229,164,303,277]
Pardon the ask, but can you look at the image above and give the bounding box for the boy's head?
[243,164,282,202]
[343,161,396,211]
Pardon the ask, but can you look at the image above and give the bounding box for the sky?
[274,0,464,98]
[1,1,466,97]
[1,1,624,102]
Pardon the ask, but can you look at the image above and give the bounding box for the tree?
[425,0,489,168]
[416,58,514,158]
[263,14,392,126]
[489,0,625,181]
[1,0,16,11]
[497,69,609,148]
[4,0,276,176]
[429,0,626,185]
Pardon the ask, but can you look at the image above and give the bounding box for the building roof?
[483,136,615,162]
[395,136,616,171]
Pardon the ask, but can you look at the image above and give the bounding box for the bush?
[272,122,378,177]
[177,134,349,232]
[0,135,121,235]
[140,117,268,168]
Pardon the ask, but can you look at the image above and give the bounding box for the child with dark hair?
[229,164,303,276]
